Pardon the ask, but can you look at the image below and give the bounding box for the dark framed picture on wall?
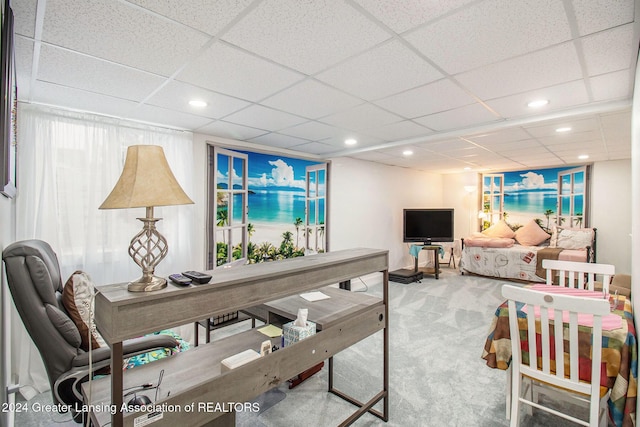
[0,0,17,198]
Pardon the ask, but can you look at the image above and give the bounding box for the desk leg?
[434,249,439,279]
[111,341,123,427]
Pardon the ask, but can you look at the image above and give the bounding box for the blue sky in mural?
[498,166,576,215]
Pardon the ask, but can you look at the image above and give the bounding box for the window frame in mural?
[481,165,590,232]
[208,146,249,269]
[305,164,328,253]
[207,145,328,269]
[557,166,589,228]
[482,173,505,229]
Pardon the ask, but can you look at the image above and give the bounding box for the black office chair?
[2,240,179,421]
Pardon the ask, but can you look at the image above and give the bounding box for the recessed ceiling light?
[527,99,549,108]
[578,154,589,160]
[402,150,413,156]
[189,100,207,108]
[556,127,572,133]
[344,138,357,146]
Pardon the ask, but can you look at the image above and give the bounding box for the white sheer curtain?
[12,104,196,398]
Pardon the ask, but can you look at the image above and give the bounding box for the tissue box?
[283,321,316,347]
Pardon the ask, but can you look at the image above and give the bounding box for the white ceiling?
[10,0,639,173]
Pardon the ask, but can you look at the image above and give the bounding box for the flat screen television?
[403,208,454,244]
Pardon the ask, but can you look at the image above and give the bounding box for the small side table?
[413,245,441,279]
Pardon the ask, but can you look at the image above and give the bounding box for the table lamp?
[99,145,194,292]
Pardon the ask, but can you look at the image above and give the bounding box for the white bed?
[459,224,596,282]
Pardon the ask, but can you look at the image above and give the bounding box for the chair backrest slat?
[542,259,615,293]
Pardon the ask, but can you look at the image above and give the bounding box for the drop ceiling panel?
[177,42,304,102]
[353,0,476,33]
[12,0,37,38]
[146,81,250,119]
[364,120,433,141]
[320,103,403,132]
[125,0,254,36]
[196,120,267,141]
[572,0,635,36]
[581,24,636,76]
[278,121,345,141]
[374,78,476,119]
[524,116,601,137]
[248,133,311,149]
[42,0,210,76]
[36,45,165,102]
[220,0,390,75]
[590,70,631,102]
[315,39,442,101]
[420,138,477,152]
[31,81,139,118]
[321,132,385,149]
[288,141,336,155]
[465,127,533,144]
[262,79,363,119]
[413,103,499,131]
[485,80,589,119]
[223,105,307,132]
[456,43,583,100]
[129,104,213,130]
[405,0,572,75]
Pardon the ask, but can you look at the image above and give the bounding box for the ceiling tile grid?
[10,0,638,173]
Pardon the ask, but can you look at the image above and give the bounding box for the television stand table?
[413,245,441,279]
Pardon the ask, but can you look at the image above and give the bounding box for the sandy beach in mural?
[249,221,308,248]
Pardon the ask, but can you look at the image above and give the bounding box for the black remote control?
[182,271,212,284]
[169,274,192,286]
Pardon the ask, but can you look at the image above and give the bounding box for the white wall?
[442,172,480,239]
[590,160,632,274]
[327,157,442,271]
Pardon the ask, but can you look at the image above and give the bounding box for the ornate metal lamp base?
[128,275,167,292]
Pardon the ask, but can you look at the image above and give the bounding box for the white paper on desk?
[300,291,330,302]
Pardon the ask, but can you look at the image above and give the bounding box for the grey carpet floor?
[13,268,610,426]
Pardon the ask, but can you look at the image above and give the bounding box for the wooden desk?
[86,248,389,427]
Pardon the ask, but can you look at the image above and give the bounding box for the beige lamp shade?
[99,145,193,209]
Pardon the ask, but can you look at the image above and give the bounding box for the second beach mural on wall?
[486,166,586,231]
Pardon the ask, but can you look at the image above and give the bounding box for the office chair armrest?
[71,335,180,367]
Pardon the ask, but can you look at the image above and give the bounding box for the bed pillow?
[482,220,516,239]
[550,226,594,250]
[463,236,515,248]
[61,270,107,351]
[514,220,550,246]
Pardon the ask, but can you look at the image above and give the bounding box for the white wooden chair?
[502,285,610,427]
[542,259,615,294]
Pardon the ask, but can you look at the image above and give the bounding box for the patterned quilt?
[461,245,546,282]
[482,296,637,426]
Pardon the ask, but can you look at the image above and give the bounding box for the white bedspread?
[459,244,546,282]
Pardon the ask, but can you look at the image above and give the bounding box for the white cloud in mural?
[506,171,556,191]
[245,159,306,190]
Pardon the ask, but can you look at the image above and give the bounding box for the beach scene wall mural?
[212,147,325,268]
[485,165,587,231]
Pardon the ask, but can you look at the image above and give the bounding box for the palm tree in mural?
[247,223,255,241]
[216,207,229,256]
[318,222,325,252]
[574,213,583,228]
[544,209,554,231]
[293,217,303,248]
